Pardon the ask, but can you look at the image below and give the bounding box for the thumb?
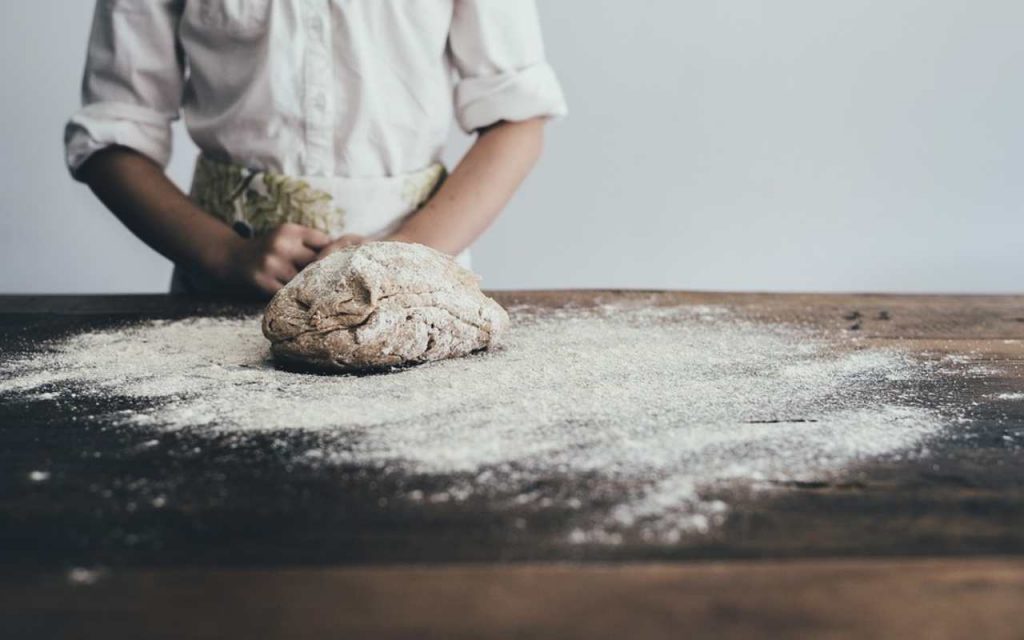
[300,227,332,251]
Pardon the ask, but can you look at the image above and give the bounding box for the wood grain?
[5,558,1024,640]
[2,293,1023,638]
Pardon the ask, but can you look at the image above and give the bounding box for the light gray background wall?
[1,1,1021,294]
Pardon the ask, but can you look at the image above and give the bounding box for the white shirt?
[66,0,568,179]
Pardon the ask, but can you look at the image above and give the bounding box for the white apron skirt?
[171,156,468,294]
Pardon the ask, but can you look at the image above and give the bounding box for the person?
[65,0,567,297]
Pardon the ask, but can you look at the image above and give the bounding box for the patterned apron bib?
[171,155,467,294]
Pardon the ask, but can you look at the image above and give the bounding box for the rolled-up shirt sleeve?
[65,0,185,178]
[449,0,568,133]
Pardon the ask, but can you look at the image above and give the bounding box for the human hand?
[316,233,368,260]
[381,230,417,245]
[212,223,331,297]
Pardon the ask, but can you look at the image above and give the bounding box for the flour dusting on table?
[0,303,946,542]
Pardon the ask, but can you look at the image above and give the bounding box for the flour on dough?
[262,242,509,372]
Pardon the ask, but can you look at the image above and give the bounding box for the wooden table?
[2,292,1023,639]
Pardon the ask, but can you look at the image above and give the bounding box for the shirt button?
[313,95,326,110]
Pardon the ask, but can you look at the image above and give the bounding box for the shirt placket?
[303,0,334,177]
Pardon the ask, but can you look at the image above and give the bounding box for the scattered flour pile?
[0,303,945,542]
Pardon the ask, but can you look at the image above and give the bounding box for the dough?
[262,242,509,372]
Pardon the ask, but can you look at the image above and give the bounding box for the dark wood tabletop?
[2,292,1022,639]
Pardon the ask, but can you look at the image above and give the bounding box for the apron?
[171,155,468,294]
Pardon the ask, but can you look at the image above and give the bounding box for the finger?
[270,258,299,282]
[288,245,319,269]
[300,227,332,250]
[253,273,283,298]
[272,237,318,266]
[316,242,346,260]
[317,235,365,259]
[260,253,298,282]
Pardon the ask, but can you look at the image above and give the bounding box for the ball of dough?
[262,242,509,372]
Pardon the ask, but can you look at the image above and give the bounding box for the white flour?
[0,303,947,542]
[993,392,1024,400]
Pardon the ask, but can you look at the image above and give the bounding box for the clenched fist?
[212,223,331,297]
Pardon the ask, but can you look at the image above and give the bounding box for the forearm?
[392,118,546,255]
[78,147,237,278]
